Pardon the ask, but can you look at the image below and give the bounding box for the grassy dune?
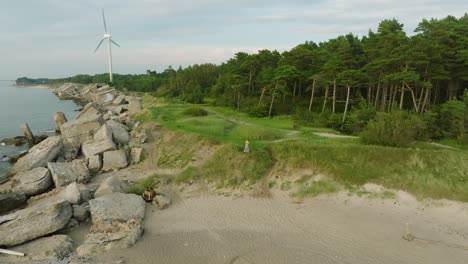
[135,97,468,202]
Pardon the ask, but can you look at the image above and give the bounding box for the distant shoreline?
[13,83,55,90]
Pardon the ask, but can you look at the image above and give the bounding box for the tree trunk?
[390,85,398,111]
[406,83,419,113]
[308,79,316,112]
[367,84,372,105]
[374,82,381,108]
[258,87,266,106]
[292,81,297,103]
[268,83,277,118]
[381,85,387,111]
[399,83,405,110]
[417,86,425,112]
[342,84,351,123]
[421,87,430,113]
[237,90,241,111]
[332,78,337,113]
[248,69,253,95]
[322,85,329,113]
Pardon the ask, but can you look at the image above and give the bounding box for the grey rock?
[102,150,128,171]
[94,89,116,105]
[56,83,83,100]
[125,96,142,114]
[76,193,145,256]
[0,167,51,196]
[60,182,81,204]
[0,235,73,262]
[89,193,145,223]
[48,160,90,188]
[87,155,102,175]
[60,115,104,145]
[0,193,27,214]
[94,176,128,198]
[76,218,143,256]
[130,148,144,164]
[73,204,90,222]
[112,126,130,145]
[0,200,72,246]
[64,217,79,230]
[113,95,128,105]
[61,140,80,161]
[82,138,116,159]
[76,102,100,120]
[8,136,63,176]
[153,194,171,209]
[94,123,113,141]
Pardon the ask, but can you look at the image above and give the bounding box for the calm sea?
[0,80,79,178]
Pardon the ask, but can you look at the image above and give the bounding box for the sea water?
[0,80,79,178]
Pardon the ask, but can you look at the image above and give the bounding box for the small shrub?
[361,111,427,147]
[182,107,208,117]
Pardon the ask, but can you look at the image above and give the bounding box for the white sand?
[85,189,468,264]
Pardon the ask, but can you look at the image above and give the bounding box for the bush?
[182,107,208,117]
[361,111,427,147]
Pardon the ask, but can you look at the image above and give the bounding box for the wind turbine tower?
[94,8,120,83]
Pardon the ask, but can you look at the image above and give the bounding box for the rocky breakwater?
[0,83,148,262]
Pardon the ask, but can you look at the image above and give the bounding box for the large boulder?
[56,83,82,100]
[60,114,105,145]
[82,138,116,159]
[0,167,51,196]
[126,96,142,114]
[94,123,113,141]
[113,94,128,105]
[48,159,90,187]
[27,182,89,207]
[8,136,63,176]
[0,200,72,246]
[130,148,144,164]
[107,120,130,145]
[73,204,90,222]
[94,176,128,198]
[0,193,27,214]
[88,193,145,223]
[102,150,128,171]
[76,193,145,256]
[0,235,73,262]
[94,88,116,105]
[87,155,102,175]
[76,102,100,120]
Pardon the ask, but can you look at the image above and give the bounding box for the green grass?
[272,140,468,201]
[292,179,340,198]
[201,144,273,188]
[174,166,201,184]
[128,173,172,195]
[137,96,468,202]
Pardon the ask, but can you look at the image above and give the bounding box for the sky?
[0,0,466,80]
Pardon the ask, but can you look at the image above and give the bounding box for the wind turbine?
[94,8,120,83]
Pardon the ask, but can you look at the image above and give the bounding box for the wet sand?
[88,189,468,264]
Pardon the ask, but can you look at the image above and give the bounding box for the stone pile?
[0,83,147,261]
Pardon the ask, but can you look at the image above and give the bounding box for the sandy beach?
[66,185,468,264]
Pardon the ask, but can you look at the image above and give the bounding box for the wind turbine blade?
[94,38,105,53]
[102,8,107,33]
[110,39,120,47]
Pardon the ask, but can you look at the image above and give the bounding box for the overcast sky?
[0,0,466,80]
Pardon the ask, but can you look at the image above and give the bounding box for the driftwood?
[0,248,25,257]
